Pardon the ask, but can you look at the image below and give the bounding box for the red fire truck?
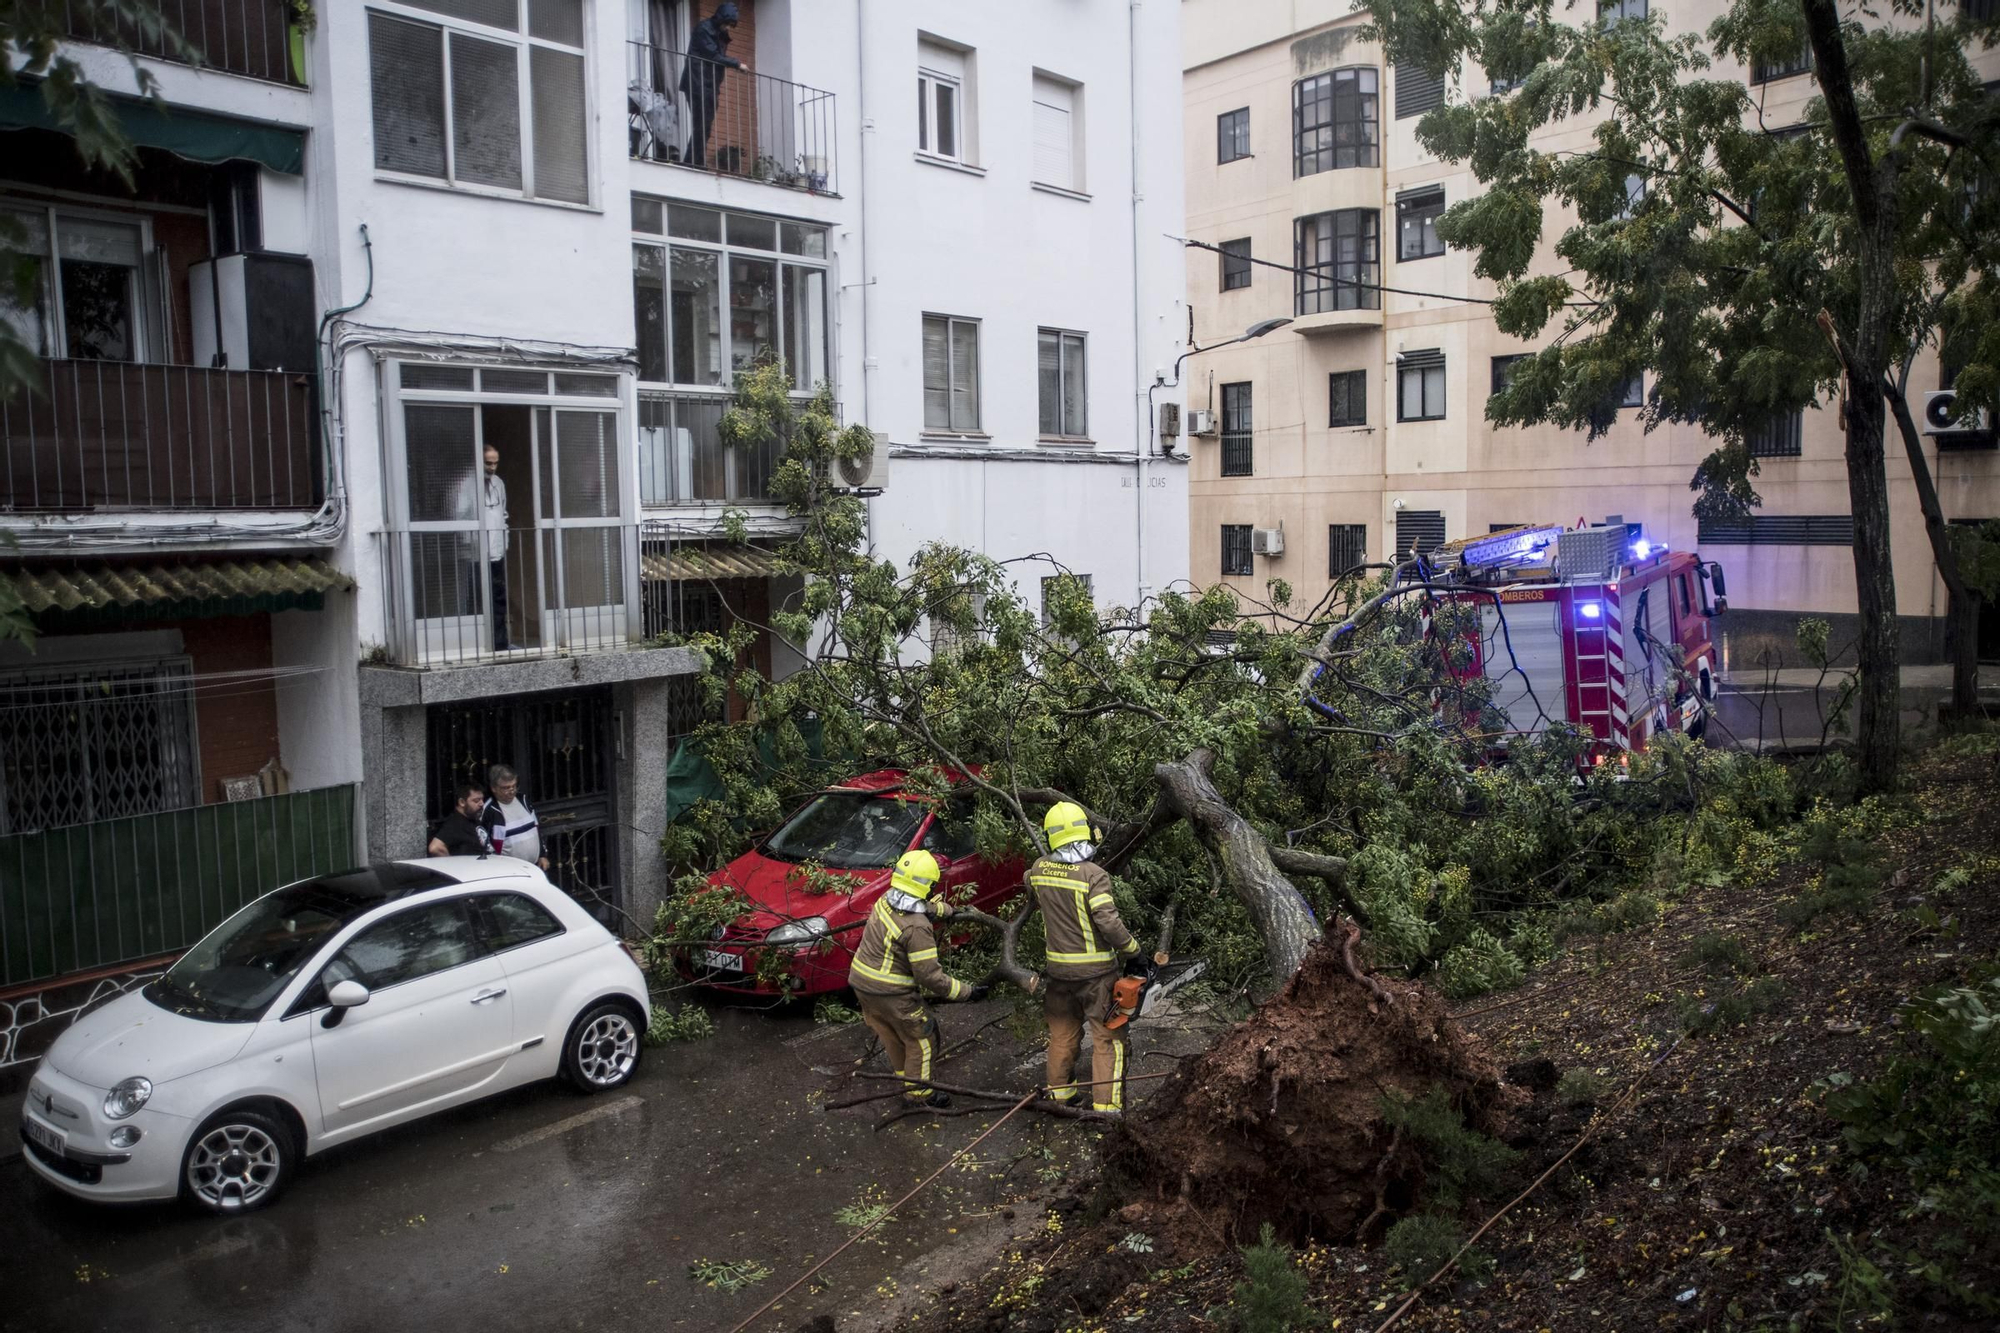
[1425,520,1729,755]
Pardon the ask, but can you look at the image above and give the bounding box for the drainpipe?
[1128,0,1150,609]
[856,0,875,557]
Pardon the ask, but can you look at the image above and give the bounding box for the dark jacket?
[434,810,493,857]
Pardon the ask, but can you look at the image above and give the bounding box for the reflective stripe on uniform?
[1093,1042,1126,1113]
[852,900,916,988]
[904,1032,934,1097]
[907,947,939,961]
[1046,949,1114,964]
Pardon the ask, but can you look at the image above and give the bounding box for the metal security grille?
[1329,524,1369,577]
[1747,411,1804,457]
[1222,524,1254,576]
[1696,514,1854,546]
[0,659,198,835]
[1221,382,1254,477]
[1394,60,1445,119]
[1395,510,1447,559]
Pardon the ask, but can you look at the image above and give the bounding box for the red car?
[684,770,1027,997]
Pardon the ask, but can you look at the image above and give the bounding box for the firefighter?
[1031,802,1140,1113]
[848,849,988,1106]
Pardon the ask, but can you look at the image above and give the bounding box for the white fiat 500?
[19,858,649,1213]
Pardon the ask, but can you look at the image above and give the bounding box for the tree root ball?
[1102,941,1520,1247]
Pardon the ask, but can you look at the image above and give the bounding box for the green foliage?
[1677,975,1786,1035]
[832,1201,892,1231]
[1382,1213,1492,1290]
[646,1004,715,1045]
[1778,817,1887,930]
[686,1257,772,1292]
[1230,1224,1312,1333]
[1380,1087,1520,1213]
[1556,1068,1612,1107]
[812,997,860,1026]
[1433,927,1525,999]
[1678,932,1753,977]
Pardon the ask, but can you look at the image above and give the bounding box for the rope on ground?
[726,1088,1041,1333]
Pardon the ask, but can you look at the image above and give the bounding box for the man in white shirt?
[486,764,549,871]
[455,445,510,650]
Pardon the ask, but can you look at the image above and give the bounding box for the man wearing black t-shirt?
[428,783,495,857]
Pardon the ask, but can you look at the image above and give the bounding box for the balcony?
[1,359,319,512]
[376,523,659,668]
[60,0,306,87]
[638,391,787,504]
[627,41,837,195]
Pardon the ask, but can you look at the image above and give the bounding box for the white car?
[19,858,650,1213]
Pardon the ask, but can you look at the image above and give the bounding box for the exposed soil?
[886,740,2000,1333]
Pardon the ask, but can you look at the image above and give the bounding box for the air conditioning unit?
[188,253,316,371]
[1157,402,1182,440]
[1187,409,1218,437]
[1252,527,1285,557]
[831,430,891,492]
[1924,390,1991,436]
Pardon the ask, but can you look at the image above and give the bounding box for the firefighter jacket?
[847,890,971,1000]
[1029,856,1139,981]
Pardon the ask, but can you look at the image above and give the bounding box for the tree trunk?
[1842,382,1902,791]
[1153,748,1323,980]
[1948,590,1981,717]
[1886,381,1980,716]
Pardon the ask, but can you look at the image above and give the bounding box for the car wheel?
[181,1108,294,1214]
[563,1002,642,1093]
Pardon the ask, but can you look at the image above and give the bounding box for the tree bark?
[1153,748,1323,980]
[1886,382,1980,715]
[954,904,1043,994]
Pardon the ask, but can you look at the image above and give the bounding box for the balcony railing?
[376,523,654,668]
[2,359,319,511]
[638,391,786,504]
[60,0,305,87]
[627,41,837,194]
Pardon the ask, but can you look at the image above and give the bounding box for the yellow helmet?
[1043,801,1093,850]
[891,849,942,898]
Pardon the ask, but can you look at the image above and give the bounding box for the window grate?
[1395,511,1447,560]
[1394,61,1445,119]
[1221,382,1253,477]
[1696,514,1853,545]
[1747,410,1803,457]
[1222,524,1254,577]
[1752,47,1813,83]
[0,658,199,835]
[1329,524,1369,577]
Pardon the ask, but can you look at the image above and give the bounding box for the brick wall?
[157,613,282,801]
[693,0,761,174]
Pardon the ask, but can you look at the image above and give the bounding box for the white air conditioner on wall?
[1252,528,1286,557]
[1924,390,1991,436]
[832,431,891,492]
[1187,409,1218,437]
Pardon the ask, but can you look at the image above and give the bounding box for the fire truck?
[1423,519,1730,755]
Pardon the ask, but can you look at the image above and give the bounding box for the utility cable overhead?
[1171,234,1600,309]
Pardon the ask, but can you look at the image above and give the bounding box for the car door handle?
[470,988,508,1004]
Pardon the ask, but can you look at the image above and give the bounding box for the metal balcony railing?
[59,0,305,87]
[375,524,651,668]
[627,41,837,194]
[1,359,319,511]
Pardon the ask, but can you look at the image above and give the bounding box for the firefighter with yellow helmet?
[848,848,989,1105]
[1030,801,1140,1113]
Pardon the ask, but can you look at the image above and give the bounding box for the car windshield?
[760,792,928,869]
[146,887,354,1023]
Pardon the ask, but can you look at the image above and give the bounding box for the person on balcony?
[680,1,742,169]
[455,445,510,651]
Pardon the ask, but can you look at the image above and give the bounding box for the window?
[1491,353,1529,397]
[1600,0,1648,25]
[368,1,589,204]
[1752,46,1813,83]
[472,893,565,951]
[1221,382,1253,476]
[324,900,482,992]
[1329,524,1368,577]
[1038,328,1088,437]
[921,806,978,860]
[0,205,157,362]
[1696,514,1853,545]
[1394,60,1445,119]
[1398,350,1447,422]
[1747,410,1804,457]
[1397,188,1446,261]
[1040,573,1095,625]
[1032,73,1082,191]
[1222,524,1254,577]
[1294,67,1378,175]
[1328,370,1366,427]
[918,39,972,162]
[923,314,981,432]
[632,204,830,391]
[1295,209,1381,314]
[1219,238,1252,291]
[1616,172,1647,220]
[1617,372,1644,409]
[1217,107,1250,163]
[0,656,198,834]
[1395,510,1448,560]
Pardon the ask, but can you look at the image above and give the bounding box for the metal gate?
[425,686,622,926]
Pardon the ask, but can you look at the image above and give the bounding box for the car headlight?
[765,917,829,947]
[103,1077,152,1121]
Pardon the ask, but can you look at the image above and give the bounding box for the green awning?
[6,558,352,622]
[0,83,306,175]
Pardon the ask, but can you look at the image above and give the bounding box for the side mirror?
[321,979,371,1029]
[1708,564,1728,597]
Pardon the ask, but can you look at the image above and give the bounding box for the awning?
[6,558,353,620]
[0,83,307,175]
[642,545,788,582]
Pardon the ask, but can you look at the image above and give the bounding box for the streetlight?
[1151,317,1294,454]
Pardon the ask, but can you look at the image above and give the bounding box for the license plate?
[23,1116,64,1158]
[700,948,742,972]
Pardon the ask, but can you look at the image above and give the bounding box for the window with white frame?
[1038,328,1087,438]
[918,39,973,163]
[368,0,590,204]
[631,201,830,391]
[923,314,980,432]
[1032,73,1083,191]
[0,203,159,362]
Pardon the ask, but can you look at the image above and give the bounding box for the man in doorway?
[485,764,551,872]
[456,445,510,650]
[429,783,494,857]
[679,2,742,168]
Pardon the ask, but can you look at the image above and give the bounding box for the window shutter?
[1696,514,1852,546]
[449,31,523,189]
[949,318,980,430]
[1395,510,1447,558]
[531,46,589,203]
[1394,60,1446,119]
[371,14,447,177]
[1033,77,1074,189]
[1037,330,1060,435]
[923,317,950,428]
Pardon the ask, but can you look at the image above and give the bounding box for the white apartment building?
[0,0,1187,1063]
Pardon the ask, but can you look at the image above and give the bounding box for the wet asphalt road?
[1,998,1149,1333]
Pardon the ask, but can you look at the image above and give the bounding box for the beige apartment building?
[1180,0,1999,667]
